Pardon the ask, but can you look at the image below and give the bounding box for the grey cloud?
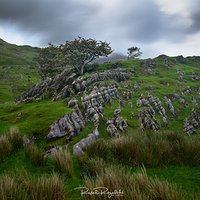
[0,0,200,57]
[0,0,100,44]
[190,11,200,33]
[114,0,198,44]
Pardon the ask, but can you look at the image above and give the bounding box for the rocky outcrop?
[16,69,77,103]
[16,68,130,103]
[164,96,175,116]
[46,99,85,141]
[184,108,200,135]
[137,94,169,129]
[46,85,119,141]
[140,107,160,131]
[73,128,99,156]
[106,109,128,137]
[82,85,119,127]
[56,68,130,100]
[191,72,200,81]
[140,59,156,68]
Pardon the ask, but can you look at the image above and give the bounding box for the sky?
[0,0,200,58]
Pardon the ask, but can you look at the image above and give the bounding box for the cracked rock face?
[140,107,160,131]
[16,69,77,103]
[73,128,99,156]
[46,99,85,141]
[191,72,200,81]
[137,94,169,129]
[106,109,128,137]
[16,68,130,103]
[46,85,119,142]
[164,96,175,116]
[82,85,119,127]
[184,108,200,136]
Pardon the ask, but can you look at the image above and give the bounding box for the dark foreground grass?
[84,165,184,200]
[86,131,200,167]
[52,147,73,177]
[0,172,65,200]
[0,127,23,162]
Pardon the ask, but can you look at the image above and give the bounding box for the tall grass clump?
[86,131,200,167]
[0,172,66,200]
[111,135,141,165]
[0,174,28,200]
[25,144,45,166]
[0,135,12,162]
[52,147,73,177]
[28,173,65,200]
[7,127,22,149]
[86,139,110,160]
[84,166,183,200]
[83,157,106,177]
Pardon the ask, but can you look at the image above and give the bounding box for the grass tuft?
[0,135,12,162]
[25,144,45,166]
[86,131,200,167]
[0,174,28,200]
[52,147,73,177]
[28,173,65,200]
[7,127,22,149]
[84,165,183,200]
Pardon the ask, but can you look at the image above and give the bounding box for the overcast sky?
[0,0,200,58]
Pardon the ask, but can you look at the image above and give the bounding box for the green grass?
[1,42,200,199]
[0,39,38,66]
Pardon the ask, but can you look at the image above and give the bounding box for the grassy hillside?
[0,39,40,102]
[0,41,200,199]
[0,39,39,66]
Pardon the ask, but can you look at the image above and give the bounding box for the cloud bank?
[0,0,200,57]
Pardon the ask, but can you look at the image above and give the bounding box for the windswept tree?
[127,46,142,59]
[36,43,65,80]
[60,37,112,75]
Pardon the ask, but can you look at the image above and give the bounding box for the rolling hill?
[0,39,200,199]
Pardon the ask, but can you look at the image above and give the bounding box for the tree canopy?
[127,46,142,59]
[60,37,112,75]
[36,43,65,80]
[36,37,112,78]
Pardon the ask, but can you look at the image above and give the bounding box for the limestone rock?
[16,68,130,103]
[184,108,200,135]
[73,128,99,156]
[46,99,85,141]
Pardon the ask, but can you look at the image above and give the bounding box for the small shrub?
[25,144,45,166]
[52,147,73,177]
[0,135,12,162]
